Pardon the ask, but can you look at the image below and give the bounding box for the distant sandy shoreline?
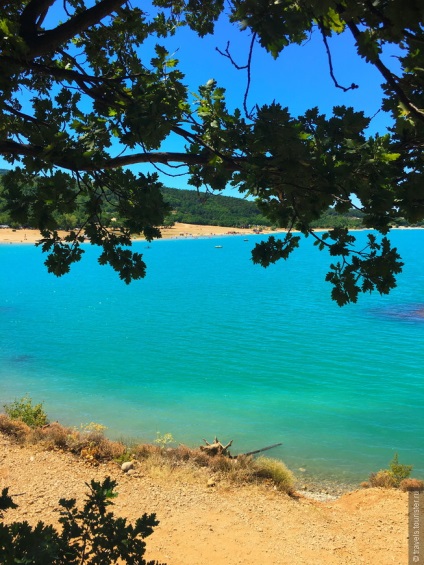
[0,223,285,245]
[0,223,420,245]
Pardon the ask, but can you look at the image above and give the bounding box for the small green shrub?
[388,453,413,487]
[0,414,31,441]
[115,448,135,464]
[366,453,414,489]
[154,432,175,449]
[0,477,165,564]
[3,395,48,428]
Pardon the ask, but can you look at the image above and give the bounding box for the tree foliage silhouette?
[0,477,164,564]
[0,1,423,303]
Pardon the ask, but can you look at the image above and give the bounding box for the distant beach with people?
[0,222,285,244]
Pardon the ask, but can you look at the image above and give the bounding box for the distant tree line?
[0,170,421,231]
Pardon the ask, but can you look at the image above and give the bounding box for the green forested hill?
[0,171,270,228]
[161,187,368,229]
[161,187,270,227]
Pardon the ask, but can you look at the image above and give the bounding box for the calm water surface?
[0,229,423,483]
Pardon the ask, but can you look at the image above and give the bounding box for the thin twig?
[318,20,358,93]
[216,33,258,119]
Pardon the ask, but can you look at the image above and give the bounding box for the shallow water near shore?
[0,229,423,484]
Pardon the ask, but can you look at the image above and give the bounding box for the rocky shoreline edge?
[294,475,358,501]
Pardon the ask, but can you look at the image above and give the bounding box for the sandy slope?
[0,434,407,565]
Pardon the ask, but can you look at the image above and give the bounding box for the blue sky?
[163,17,391,123]
[2,5,399,197]
[136,15,397,194]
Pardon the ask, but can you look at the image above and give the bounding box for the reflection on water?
[9,354,34,363]
[369,303,424,323]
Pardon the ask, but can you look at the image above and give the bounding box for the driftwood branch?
[240,442,283,457]
[200,437,233,456]
[199,438,282,459]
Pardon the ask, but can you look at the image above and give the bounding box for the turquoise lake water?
[0,230,423,483]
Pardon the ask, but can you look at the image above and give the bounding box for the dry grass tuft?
[0,414,31,441]
[369,470,397,489]
[172,444,193,462]
[399,478,424,492]
[31,421,73,449]
[132,443,161,459]
[0,416,126,462]
[253,456,295,493]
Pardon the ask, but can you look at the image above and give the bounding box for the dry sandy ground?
[156,223,276,240]
[0,433,408,565]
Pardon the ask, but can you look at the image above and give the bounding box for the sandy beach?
[154,223,280,240]
[1,224,419,245]
[0,223,281,245]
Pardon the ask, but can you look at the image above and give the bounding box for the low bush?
[0,414,31,441]
[3,395,48,428]
[47,426,126,462]
[253,456,295,493]
[369,470,397,488]
[365,453,417,489]
[399,478,424,492]
[31,421,73,448]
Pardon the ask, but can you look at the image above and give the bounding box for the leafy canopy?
[0,0,423,303]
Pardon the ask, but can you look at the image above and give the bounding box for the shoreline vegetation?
[0,409,352,499]
[0,407,411,564]
[1,399,421,499]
